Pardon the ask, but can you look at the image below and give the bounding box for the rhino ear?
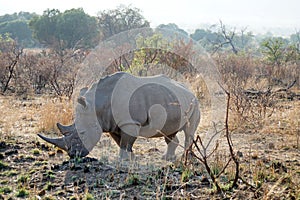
[79,87,88,96]
[77,96,87,108]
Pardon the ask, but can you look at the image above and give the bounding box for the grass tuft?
[0,160,8,170]
[84,192,95,200]
[32,148,41,155]
[15,188,29,198]
[0,186,12,194]
[38,98,73,133]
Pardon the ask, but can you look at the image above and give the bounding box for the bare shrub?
[15,49,48,95]
[186,91,245,194]
[0,35,23,93]
[40,49,85,98]
[18,48,86,98]
[214,53,258,127]
[214,53,298,130]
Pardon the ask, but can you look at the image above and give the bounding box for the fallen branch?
[243,79,296,98]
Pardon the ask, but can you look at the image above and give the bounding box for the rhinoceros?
[38,72,200,160]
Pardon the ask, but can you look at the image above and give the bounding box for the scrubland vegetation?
[0,5,299,199]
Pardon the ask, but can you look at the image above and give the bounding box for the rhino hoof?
[162,154,176,161]
[119,149,135,161]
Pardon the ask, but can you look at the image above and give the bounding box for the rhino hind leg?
[183,108,200,150]
[162,133,178,161]
[119,132,137,160]
[182,108,200,161]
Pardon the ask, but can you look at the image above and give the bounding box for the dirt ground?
[0,95,299,199]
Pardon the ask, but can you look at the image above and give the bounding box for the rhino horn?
[37,134,68,151]
[57,123,74,135]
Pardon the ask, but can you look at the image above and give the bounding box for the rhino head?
[38,85,102,158]
[38,123,89,158]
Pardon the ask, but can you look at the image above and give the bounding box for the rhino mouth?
[38,123,89,158]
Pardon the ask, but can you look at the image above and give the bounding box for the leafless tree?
[0,38,23,93]
[211,20,238,55]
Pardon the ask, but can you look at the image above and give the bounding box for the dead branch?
[219,20,238,54]
[223,89,239,189]
[187,82,257,193]
[244,79,296,98]
[272,79,296,93]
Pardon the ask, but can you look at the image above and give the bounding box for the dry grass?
[37,97,73,134]
[0,95,73,139]
[0,95,39,138]
[261,100,300,134]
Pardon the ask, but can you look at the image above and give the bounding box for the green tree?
[56,8,99,49]
[157,23,188,36]
[29,9,60,46]
[290,31,300,54]
[30,8,99,49]
[190,28,209,41]
[129,33,166,75]
[97,5,149,39]
[261,37,287,67]
[190,28,220,51]
[0,21,32,45]
[0,12,37,47]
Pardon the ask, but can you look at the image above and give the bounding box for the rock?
[38,189,46,196]
[51,164,60,170]
[48,151,56,157]
[0,141,7,149]
[4,149,18,156]
[237,151,243,157]
[201,176,210,185]
[83,165,90,173]
[268,142,275,149]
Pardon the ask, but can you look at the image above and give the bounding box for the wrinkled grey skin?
[38,72,200,160]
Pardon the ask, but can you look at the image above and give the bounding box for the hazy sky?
[0,0,299,34]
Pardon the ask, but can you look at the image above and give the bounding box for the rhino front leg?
[163,133,178,161]
[119,132,137,160]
